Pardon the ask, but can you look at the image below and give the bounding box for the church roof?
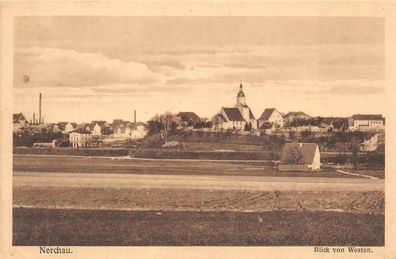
[249,109,255,120]
[222,107,245,121]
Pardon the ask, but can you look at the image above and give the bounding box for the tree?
[289,131,296,142]
[150,112,180,132]
[284,145,304,164]
[244,122,251,131]
[211,114,224,129]
[350,137,360,169]
[147,120,164,135]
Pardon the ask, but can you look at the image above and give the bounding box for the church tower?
[236,82,246,106]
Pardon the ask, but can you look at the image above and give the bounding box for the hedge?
[129,149,279,160]
[13,147,129,157]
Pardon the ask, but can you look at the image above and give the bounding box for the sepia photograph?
[2,3,391,254]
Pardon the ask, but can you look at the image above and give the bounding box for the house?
[130,122,148,139]
[113,122,132,138]
[53,122,76,133]
[69,130,93,148]
[278,143,320,171]
[215,83,257,130]
[349,114,385,131]
[283,111,311,124]
[258,108,284,128]
[89,121,111,136]
[65,122,77,133]
[13,113,28,132]
[113,121,148,139]
[177,112,201,128]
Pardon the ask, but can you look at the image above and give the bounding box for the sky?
[14,16,385,123]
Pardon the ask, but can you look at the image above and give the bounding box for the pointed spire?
[237,81,245,97]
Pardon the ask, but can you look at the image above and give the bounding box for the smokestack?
[134,110,136,123]
[39,93,42,124]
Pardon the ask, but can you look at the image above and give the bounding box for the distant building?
[283,111,311,124]
[215,83,257,130]
[349,114,384,131]
[13,113,28,132]
[89,121,111,136]
[177,112,201,128]
[54,122,76,133]
[130,122,148,139]
[113,121,148,139]
[69,130,93,148]
[258,108,284,128]
[278,143,320,171]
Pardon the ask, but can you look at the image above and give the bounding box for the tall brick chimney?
[39,93,42,124]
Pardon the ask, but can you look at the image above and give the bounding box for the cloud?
[14,47,166,88]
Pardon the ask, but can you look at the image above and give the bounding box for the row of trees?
[13,131,66,147]
[147,112,212,135]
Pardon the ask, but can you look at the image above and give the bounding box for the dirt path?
[336,169,379,179]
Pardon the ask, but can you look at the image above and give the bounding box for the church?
[214,83,257,130]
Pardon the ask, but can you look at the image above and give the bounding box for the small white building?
[89,121,110,136]
[113,122,148,139]
[258,108,284,128]
[54,122,76,133]
[349,114,384,131]
[69,131,93,147]
[278,143,320,171]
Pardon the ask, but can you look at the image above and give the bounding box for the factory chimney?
[39,93,42,124]
[134,110,137,124]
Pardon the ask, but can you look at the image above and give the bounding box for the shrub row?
[129,149,280,160]
[13,147,129,157]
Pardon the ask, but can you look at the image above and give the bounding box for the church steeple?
[236,82,246,105]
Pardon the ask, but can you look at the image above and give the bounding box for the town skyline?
[14,16,385,123]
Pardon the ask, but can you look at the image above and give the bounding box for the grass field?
[13,208,384,246]
[13,155,365,178]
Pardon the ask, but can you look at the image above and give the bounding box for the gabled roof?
[280,143,319,165]
[222,107,245,121]
[249,109,255,120]
[130,122,147,130]
[177,112,200,122]
[352,114,383,120]
[259,108,276,120]
[56,122,68,130]
[13,113,26,123]
[284,111,311,118]
[91,120,108,127]
[214,113,227,123]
